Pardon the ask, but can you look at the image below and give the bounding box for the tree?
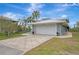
[76,21,79,27]
[76,21,79,31]
[22,16,33,32]
[66,19,69,23]
[32,10,40,21]
[22,10,40,32]
[70,21,79,32]
[23,10,40,24]
[26,16,33,23]
[0,16,18,36]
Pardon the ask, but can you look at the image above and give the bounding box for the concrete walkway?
[54,32,72,38]
[0,34,53,55]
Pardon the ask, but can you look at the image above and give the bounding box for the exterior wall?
[56,24,67,35]
[56,24,61,35]
[32,24,36,33]
[33,23,57,35]
[61,25,67,35]
[32,23,67,36]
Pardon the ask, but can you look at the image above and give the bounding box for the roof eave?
[31,21,67,25]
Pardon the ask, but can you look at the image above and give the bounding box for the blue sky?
[0,3,79,27]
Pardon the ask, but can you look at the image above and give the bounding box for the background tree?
[76,21,79,31]
[0,16,18,36]
[76,21,79,27]
[19,10,40,32]
[32,10,40,21]
[70,21,79,32]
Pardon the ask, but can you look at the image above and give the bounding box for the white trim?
[31,19,67,25]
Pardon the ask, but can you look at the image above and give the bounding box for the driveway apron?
[0,34,53,55]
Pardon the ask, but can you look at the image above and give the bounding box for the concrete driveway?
[0,34,53,55]
[0,44,23,55]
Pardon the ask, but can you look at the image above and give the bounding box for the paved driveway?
[0,34,53,55]
[0,44,23,55]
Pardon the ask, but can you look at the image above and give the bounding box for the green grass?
[72,32,79,41]
[0,32,23,40]
[25,32,79,55]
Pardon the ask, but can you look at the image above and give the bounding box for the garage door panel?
[35,24,56,35]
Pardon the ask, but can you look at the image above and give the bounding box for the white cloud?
[62,3,79,7]
[61,14,68,18]
[27,3,45,13]
[2,12,24,20]
[55,3,79,12]
[62,4,69,7]
[56,8,66,12]
[55,4,68,12]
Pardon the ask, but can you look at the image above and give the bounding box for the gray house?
[31,19,69,36]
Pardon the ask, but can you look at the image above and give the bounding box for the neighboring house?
[31,19,69,36]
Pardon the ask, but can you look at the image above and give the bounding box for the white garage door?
[35,24,56,35]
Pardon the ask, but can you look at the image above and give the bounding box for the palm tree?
[32,10,40,21]
[26,16,33,23]
[23,16,34,32]
[23,10,40,24]
[22,10,40,32]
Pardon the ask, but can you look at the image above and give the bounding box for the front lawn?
[25,32,79,55]
[0,32,23,40]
